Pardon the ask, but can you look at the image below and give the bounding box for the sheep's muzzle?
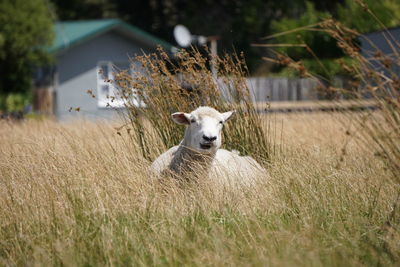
[200,143,213,149]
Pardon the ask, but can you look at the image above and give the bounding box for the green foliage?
[337,0,400,33]
[0,0,53,98]
[0,93,30,113]
[271,2,337,60]
[5,93,29,112]
[270,0,400,78]
[51,0,116,20]
[270,2,344,77]
[274,58,353,78]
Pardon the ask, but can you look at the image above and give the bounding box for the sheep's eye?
[190,119,196,123]
[219,121,223,124]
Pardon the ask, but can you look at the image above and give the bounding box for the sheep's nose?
[203,135,217,142]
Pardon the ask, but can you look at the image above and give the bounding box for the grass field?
[0,112,399,266]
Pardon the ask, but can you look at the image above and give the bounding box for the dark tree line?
[3,0,397,111]
[50,0,345,71]
[0,0,53,111]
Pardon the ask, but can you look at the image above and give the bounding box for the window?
[96,61,145,108]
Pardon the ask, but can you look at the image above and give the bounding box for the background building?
[34,19,173,121]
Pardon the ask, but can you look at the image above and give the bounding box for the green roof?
[49,19,173,53]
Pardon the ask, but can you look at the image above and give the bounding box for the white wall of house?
[55,30,151,121]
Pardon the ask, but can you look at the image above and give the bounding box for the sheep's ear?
[171,112,191,125]
[222,110,235,122]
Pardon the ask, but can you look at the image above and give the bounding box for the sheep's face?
[172,107,235,154]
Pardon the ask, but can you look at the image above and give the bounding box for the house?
[34,19,174,121]
[360,26,400,77]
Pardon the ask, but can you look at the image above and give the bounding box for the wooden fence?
[246,77,320,102]
[230,77,377,112]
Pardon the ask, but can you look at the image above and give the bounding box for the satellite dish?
[197,36,207,45]
[174,25,192,47]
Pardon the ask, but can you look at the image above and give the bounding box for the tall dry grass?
[112,48,272,163]
[0,114,398,266]
[259,7,400,180]
[257,2,400,238]
[1,2,399,264]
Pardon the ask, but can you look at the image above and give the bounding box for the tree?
[51,0,312,72]
[337,0,400,33]
[0,0,53,109]
[270,2,343,77]
[269,0,400,78]
[51,0,116,20]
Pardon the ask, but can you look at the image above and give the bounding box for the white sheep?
[151,106,266,184]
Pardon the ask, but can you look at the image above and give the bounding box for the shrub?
[5,93,29,112]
